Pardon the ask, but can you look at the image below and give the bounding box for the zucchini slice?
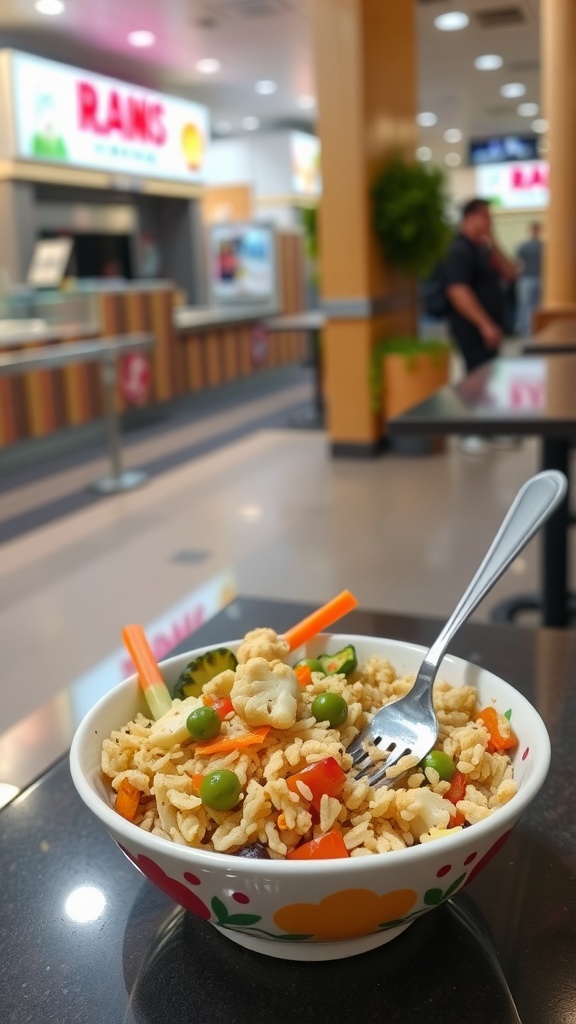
[173,647,238,699]
[293,657,325,674]
[317,644,357,677]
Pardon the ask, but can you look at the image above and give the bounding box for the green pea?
[420,750,455,781]
[186,706,221,741]
[311,692,348,728]
[200,769,242,811]
[293,658,325,674]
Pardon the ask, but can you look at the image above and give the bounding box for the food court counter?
[0,286,307,448]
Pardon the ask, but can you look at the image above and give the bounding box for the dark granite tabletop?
[1,596,575,1023]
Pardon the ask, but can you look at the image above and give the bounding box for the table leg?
[490,438,570,628]
[287,329,324,430]
[540,437,570,627]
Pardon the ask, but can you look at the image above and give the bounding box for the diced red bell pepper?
[286,757,347,811]
[287,830,349,860]
[202,694,234,720]
[446,770,468,806]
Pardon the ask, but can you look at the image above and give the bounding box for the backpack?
[422,262,450,318]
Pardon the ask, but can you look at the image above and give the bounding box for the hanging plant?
[371,157,452,278]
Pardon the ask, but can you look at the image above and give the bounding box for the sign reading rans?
[8,50,209,183]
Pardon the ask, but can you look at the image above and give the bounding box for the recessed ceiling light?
[416,146,432,162]
[443,128,463,144]
[215,121,232,134]
[434,11,469,31]
[445,152,461,167]
[196,58,221,74]
[127,30,156,48]
[531,118,549,134]
[34,0,65,14]
[500,82,526,99]
[416,111,437,127]
[242,116,260,131]
[255,80,277,95]
[517,102,539,117]
[297,95,316,110]
[474,54,503,71]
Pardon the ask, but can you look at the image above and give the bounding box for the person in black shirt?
[445,198,518,372]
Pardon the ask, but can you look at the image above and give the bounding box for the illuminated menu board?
[5,50,210,183]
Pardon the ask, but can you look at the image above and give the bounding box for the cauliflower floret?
[231,658,299,728]
[236,628,290,665]
[405,788,452,839]
[148,695,202,749]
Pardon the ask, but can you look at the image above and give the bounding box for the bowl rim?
[70,633,551,875]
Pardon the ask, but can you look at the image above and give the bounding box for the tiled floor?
[0,363,553,737]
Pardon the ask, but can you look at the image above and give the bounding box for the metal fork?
[348,469,567,788]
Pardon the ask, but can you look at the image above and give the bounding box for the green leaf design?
[424,887,444,906]
[504,708,512,721]
[224,913,262,926]
[443,874,466,901]
[211,896,229,924]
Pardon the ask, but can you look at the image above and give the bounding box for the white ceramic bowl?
[70,634,550,961]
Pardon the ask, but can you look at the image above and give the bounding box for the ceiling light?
[474,54,503,71]
[127,30,156,48]
[297,95,316,110]
[434,11,469,31]
[443,128,463,143]
[196,58,221,74]
[417,111,437,127]
[445,152,461,167]
[500,82,526,99]
[416,146,432,162]
[531,118,548,133]
[255,80,277,95]
[517,102,539,117]
[242,116,260,131]
[34,0,65,13]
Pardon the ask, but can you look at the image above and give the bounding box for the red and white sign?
[476,160,549,210]
[6,49,209,183]
[119,352,152,405]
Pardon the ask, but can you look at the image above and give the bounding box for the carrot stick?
[283,590,358,652]
[115,779,141,821]
[295,664,312,688]
[122,624,173,721]
[195,725,270,756]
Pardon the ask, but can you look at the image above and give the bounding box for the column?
[541,0,576,310]
[310,0,418,454]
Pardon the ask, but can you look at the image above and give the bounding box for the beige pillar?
[310,0,418,454]
[541,0,576,308]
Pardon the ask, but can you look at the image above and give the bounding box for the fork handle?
[419,470,567,685]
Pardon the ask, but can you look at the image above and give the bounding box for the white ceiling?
[0,0,542,163]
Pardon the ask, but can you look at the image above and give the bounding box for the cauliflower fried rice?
[101,628,518,858]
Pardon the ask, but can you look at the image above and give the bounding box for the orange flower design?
[273,887,417,941]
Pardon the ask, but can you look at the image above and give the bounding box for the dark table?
[1,595,575,1023]
[388,353,576,627]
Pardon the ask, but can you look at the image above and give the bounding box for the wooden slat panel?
[205,331,223,387]
[223,329,238,380]
[0,377,19,444]
[185,334,205,391]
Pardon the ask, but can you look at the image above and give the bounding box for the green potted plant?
[371,157,453,450]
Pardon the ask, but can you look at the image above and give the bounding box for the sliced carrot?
[287,830,349,860]
[277,812,288,831]
[122,624,173,721]
[195,725,270,756]
[283,590,358,652]
[115,779,141,821]
[191,773,205,792]
[295,664,312,688]
[477,706,517,753]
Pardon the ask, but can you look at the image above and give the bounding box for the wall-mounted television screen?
[207,222,278,307]
[469,135,539,165]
